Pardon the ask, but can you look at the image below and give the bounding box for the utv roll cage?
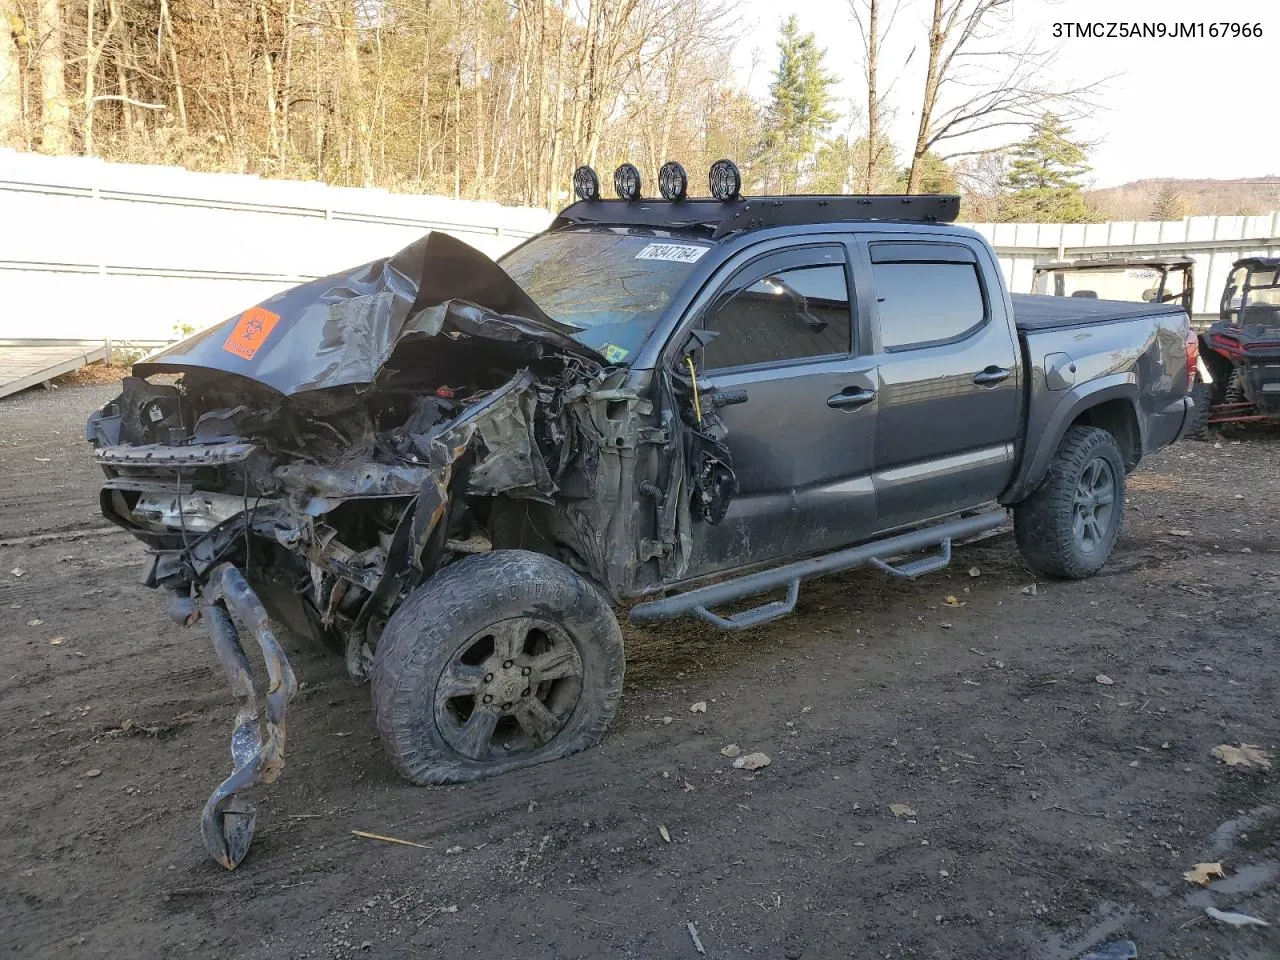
[1219,256,1280,325]
[1032,256,1195,315]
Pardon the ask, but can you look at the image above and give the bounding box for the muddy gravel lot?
[2,380,1278,960]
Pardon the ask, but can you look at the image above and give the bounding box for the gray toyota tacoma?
[87,163,1197,868]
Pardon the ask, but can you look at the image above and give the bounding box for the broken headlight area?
[92,338,609,667]
[85,228,737,870]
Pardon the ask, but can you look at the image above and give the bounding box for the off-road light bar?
[708,159,741,202]
[613,163,642,202]
[573,165,600,201]
[658,161,688,201]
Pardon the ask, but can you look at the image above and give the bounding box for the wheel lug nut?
[502,702,512,710]
[521,687,531,698]
[521,667,531,676]
[482,694,493,704]
[503,660,514,669]
[484,673,494,683]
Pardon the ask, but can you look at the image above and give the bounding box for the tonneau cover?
[1012,293,1185,332]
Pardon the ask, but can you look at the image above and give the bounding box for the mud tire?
[1184,380,1212,441]
[1224,369,1247,406]
[1014,426,1126,580]
[371,550,624,785]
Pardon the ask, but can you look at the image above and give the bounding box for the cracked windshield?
[501,229,710,361]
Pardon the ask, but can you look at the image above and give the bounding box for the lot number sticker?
[635,243,708,264]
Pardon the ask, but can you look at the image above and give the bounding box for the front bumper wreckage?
[88,228,730,869]
[197,563,298,870]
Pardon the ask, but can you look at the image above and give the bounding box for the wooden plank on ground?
[0,343,109,399]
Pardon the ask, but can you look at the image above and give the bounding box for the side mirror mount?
[681,327,719,368]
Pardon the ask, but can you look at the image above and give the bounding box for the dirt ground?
[2,379,1278,960]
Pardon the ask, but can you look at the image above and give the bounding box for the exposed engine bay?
[86,230,735,868]
[87,231,733,678]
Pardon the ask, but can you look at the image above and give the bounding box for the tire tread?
[1014,425,1125,580]
[370,550,624,786]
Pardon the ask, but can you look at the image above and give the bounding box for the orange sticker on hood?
[222,306,280,360]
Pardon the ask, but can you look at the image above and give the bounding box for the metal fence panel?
[3,150,1279,341]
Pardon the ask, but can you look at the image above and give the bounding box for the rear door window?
[870,254,987,350]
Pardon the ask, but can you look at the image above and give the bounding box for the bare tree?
[0,0,767,207]
[34,0,69,151]
[952,148,1008,219]
[0,0,23,145]
[628,0,738,180]
[80,0,118,154]
[847,0,902,193]
[905,0,1102,194]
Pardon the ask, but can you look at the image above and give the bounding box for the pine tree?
[760,15,838,193]
[998,113,1095,223]
[1148,182,1188,221]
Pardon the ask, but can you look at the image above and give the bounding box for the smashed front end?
[86,232,653,868]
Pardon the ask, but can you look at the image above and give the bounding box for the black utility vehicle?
[87,161,1197,869]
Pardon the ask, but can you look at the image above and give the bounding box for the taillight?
[1185,329,1199,392]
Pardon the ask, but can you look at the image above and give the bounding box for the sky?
[733,0,1274,187]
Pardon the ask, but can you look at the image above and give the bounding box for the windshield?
[500,228,709,363]
[1225,266,1280,320]
[1044,266,1167,303]
[1242,268,1280,320]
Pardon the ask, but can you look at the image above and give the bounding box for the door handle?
[973,366,1011,386]
[827,387,876,410]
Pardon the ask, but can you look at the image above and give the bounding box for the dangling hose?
[685,356,703,426]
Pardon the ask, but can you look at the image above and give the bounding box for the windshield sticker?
[223,305,281,360]
[602,343,630,364]
[635,243,708,264]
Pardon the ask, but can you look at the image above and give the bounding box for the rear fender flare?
[1001,375,1141,504]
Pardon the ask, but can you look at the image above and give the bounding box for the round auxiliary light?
[658,161,688,201]
[708,158,741,202]
[572,165,600,201]
[613,163,642,202]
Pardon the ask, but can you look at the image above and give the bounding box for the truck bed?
[1012,293,1185,332]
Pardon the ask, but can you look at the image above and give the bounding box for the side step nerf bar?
[629,510,1008,631]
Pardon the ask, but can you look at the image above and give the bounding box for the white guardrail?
[2,149,1278,342]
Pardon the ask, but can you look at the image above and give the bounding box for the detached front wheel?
[1014,425,1126,579]
[371,550,625,785]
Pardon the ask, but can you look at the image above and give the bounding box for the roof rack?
[551,194,960,239]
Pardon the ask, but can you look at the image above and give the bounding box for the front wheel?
[1014,426,1126,579]
[371,550,625,785]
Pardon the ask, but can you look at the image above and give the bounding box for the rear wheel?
[1224,369,1247,406]
[1185,380,1212,440]
[1014,426,1126,579]
[371,550,625,785]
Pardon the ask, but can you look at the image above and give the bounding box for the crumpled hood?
[136,231,602,396]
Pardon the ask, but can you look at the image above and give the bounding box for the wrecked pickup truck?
[88,167,1197,869]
